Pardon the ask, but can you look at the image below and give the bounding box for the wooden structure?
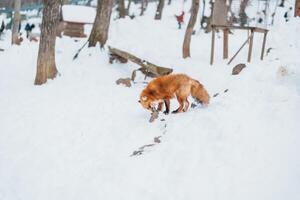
[59,5,95,38]
[210,25,268,65]
[58,21,87,38]
[210,0,269,65]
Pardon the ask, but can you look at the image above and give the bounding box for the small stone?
[116,78,132,87]
[232,63,246,75]
[154,136,161,143]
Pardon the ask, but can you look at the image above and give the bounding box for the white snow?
[0,1,300,200]
[62,5,96,24]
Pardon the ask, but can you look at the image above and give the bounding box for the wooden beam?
[210,27,215,65]
[108,46,173,77]
[212,25,268,33]
[247,30,254,63]
[227,33,253,65]
[223,28,229,59]
[261,32,268,60]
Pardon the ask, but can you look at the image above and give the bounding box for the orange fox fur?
[139,74,210,113]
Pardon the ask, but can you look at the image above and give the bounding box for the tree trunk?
[86,0,93,6]
[62,0,69,5]
[88,0,113,47]
[168,0,172,5]
[140,0,145,16]
[154,0,164,20]
[239,0,249,26]
[182,0,199,58]
[118,0,126,18]
[279,0,285,7]
[34,0,60,85]
[11,0,21,45]
[295,0,300,17]
[126,0,132,14]
[140,0,149,16]
[212,0,227,25]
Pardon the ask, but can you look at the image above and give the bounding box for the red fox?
[139,74,210,114]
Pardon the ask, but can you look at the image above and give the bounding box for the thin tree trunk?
[88,0,113,47]
[140,0,145,16]
[118,0,126,18]
[279,0,285,7]
[34,0,60,85]
[11,0,21,45]
[86,0,93,6]
[168,0,172,5]
[182,0,199,58]
[154,0,165,20]
[295,0,300,17]
[126,0,132,14]
[239,0,249,26]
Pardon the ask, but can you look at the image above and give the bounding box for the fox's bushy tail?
[191,79,210,105]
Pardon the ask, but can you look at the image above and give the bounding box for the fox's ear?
[142,96,147,101]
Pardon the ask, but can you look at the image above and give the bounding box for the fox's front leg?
[164,99,170,115]
[157,102,164,112]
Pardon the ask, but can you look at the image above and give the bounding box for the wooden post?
[223,28,228,59]
[247,29,254,63]
[295,0,300,17]
[260,31,268,60]
[210,27,215,65]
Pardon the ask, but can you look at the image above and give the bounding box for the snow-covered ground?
[0,1,300,200]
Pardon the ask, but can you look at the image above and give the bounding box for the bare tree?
[118,0,126,18]
[126,0,132,14]
[239,0,249,26]
[34,0,60,85]
[278,0,285,7]
[140,0,145,16]
[295,0,300,17]
[11,0,21,45]
[86,0,93,6]
[88,0,113,47]
[154,0,165,20]
[182,0,199,58]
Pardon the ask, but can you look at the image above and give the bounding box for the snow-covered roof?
[62,5,96,24]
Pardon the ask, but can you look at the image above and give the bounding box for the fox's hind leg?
[182,99,189,112]
[172,96,185,113]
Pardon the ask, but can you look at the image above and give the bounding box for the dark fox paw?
[163,110,169,115]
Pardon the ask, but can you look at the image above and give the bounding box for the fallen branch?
[73,40,89,60]
[108,46,173,80]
